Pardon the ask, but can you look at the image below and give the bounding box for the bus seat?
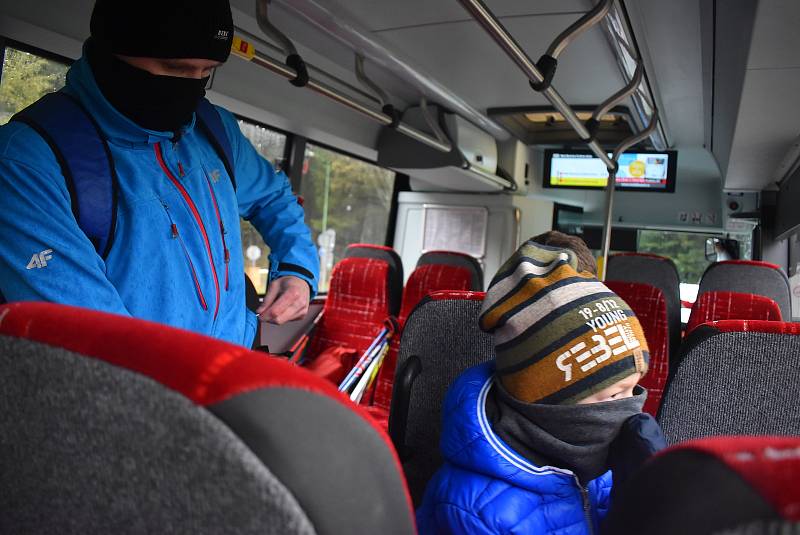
[686,290,782,334]
[606,253,682,360]
[305,256,393,384]
[698,260,791,319]
[344,244,403,316]
[0,302,415,535]
[362,252,483,418]
[601,436,800,535]
[658,320,800,445]
[605,281,670,417]
[399,251,484,325]
[388,290,492,506]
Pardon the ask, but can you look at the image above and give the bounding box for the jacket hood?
[440,362,583,495]
[64,41,197,148]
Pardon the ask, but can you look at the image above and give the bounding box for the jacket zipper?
[162,202,208,311]
[579,484,595,535]
[155,142,221,319]
[204,174,230,292]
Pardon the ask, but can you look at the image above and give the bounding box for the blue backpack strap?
[195,98,236,190]
[12,92,118,258]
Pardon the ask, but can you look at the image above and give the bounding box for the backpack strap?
[195,98,236,190]
[12,92,118,258]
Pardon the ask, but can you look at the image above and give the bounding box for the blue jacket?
[0,53,318,346]
[417,363,612,535]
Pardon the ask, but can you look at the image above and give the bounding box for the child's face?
[576,373,641,404]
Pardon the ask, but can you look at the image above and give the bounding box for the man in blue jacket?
[0,0,319,347]
[417,240,665,534]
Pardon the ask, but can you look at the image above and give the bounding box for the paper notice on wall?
[790,273,800,321]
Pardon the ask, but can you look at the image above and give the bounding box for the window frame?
[0,37,74,77]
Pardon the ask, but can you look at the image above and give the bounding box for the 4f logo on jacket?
[27,249,53,270]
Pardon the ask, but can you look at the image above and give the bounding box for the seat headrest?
[0,302,416,535]
[416,251,483,291]
[344,244,403,315]
[602,436,800,534]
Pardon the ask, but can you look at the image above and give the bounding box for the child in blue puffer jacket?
[417,237,666,534]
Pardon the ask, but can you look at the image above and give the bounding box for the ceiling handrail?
[231,34,452,153]
[456,0,617,171]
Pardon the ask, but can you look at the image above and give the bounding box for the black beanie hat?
[90,0,234,62]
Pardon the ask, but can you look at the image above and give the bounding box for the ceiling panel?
[724,67,800,190]
[369,14,623,110]
[231,0,589,33]
[746,0,800,70]
[627,0,705,148]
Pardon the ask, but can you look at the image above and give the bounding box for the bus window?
[638,229,751,322]
[300,143,396,292]
[237,119,287,294]
[0,46,68,125]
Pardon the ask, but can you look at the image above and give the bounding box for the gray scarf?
[487,380,646,483]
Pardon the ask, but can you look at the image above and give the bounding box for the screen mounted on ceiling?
[543,149,677,192]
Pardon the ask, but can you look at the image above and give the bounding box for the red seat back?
[344,244,403,316]
[698,260,791,319]
[602,436,800,534]
[686,291,783,334]
[399,264,474,326]
[307,256,392,358]
[606,281,669,417]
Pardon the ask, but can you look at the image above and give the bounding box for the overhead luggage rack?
[456,0,664,275]
[230,1,453,154]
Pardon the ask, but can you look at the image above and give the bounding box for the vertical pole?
[600,169,617,281]
[322,161,331,232]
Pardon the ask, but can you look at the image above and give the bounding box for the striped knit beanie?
[479,241,649,404]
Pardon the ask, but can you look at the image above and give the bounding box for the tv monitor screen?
[543,149,677,192]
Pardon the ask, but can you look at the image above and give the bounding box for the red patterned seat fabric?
[306,257,392,377]
[606,281,669,417]
[687,291,782,334]
[399,264,474,327]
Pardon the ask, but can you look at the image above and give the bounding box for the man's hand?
[257,275,311,324]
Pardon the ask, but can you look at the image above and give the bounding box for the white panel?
[394,192,521,288]
[746,0,800,70]
[627,0,705,146]
[725,67,800,190]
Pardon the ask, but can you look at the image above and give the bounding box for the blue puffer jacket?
[417,363,612,534]
[0,49,318,346]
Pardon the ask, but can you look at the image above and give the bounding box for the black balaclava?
[88,0,233,133]
[487,379,646,484]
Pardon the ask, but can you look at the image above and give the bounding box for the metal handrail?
[256,0,298,57]
[234,25,382,105]
[233,36,452,153]
[354,54,389,107]
[456,0,667,279]
[456,0,616,172]
[593,62,643,122]
[546,0,614,59]
[599,106,660,279]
